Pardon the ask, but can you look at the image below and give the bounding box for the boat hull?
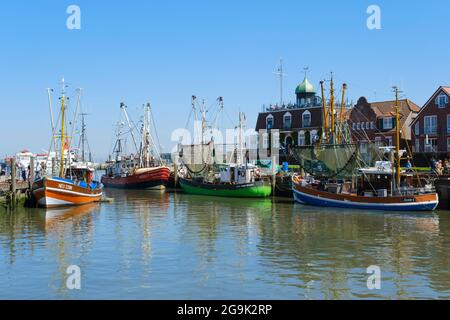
[101,167,170,189]
[293,183,439,211]
[179,178,272,198]
[32,177,103,208]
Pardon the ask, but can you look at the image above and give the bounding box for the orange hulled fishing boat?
[32,78,103,208]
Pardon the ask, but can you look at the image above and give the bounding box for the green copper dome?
[295,77,316,94]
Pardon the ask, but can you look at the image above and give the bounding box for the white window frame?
[298,131,305,146]
[447,114,450,133]
[414,122,420,136]
[436,93,449,108]
[357,122,360,130]
[302,111,311,128]
[424,115,437,135]
[375,136,382,147]
[262,133,269,149]
[383,117,393,130]
[425,138,438,153]
[283,112,292,129]
[370,121,375,130]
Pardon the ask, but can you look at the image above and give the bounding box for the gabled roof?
[442,86,450,96]
[369,99,420,118]
[411,86,450,126]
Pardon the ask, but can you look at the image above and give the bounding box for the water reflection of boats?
[106,188,171,213]
[45,203,99,228]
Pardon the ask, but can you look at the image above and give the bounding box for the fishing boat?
[32,79,103,208]
[178,97,271,198]
[179,164,271,197]
[292,84,438,212]
[101,103,170,189]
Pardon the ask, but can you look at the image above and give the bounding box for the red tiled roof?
[442,86,450,96]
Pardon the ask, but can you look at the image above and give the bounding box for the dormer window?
[436,93,449,108]
[383,117,393,130]
[266,114,274,130]
[283,112,292,129]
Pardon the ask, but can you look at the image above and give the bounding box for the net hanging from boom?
[291,144,359,179]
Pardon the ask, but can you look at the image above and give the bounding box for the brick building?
[255,76,325,159]
[346,97,420,149]
[410,86,450,159]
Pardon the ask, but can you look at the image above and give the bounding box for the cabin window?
[266,115,274,130]
[302,111,311,128]
[436,93,449,108]
[283,113,292,129]
[383,117,393,130]
[424,115,437,134]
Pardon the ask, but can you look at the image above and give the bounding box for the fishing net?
[292,144,359,179]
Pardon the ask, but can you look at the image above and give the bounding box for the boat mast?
[142,103,151,167]
[59,78,67,178]
[393,86,401,188]
[81,113,86,162]
[274,58,286,106]
[238,112,245,166]
[120,102,139,155]
[320,80,328,144]
[329,73,335,144]
[337,83,347,144]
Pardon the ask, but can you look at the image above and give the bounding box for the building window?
[415,122,420,136]
[447,138,450,152]
[302,111,311,128]
[311,130,318,143]
[366,122,370,130]
[375,137,382,147]
[298,131,305,146]
[357,122,360,130]
[415,138,420,152]
[425,138,438,153]
[352,122,356,130]
[436,93,449,108]
[386,136,393,146]
[383,117,393,130]
[283,113,292,129]
[424,115,437,134]
[266,115,274,130]
[370,122,375,129]
[262,133,269,149]
[447,115,450,133]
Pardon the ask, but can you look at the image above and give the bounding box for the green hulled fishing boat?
[179,177,272,198]
[177,97,271,198]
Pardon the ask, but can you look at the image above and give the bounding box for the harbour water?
[1,189,450,300]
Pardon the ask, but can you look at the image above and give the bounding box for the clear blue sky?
[0,0,448,160]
